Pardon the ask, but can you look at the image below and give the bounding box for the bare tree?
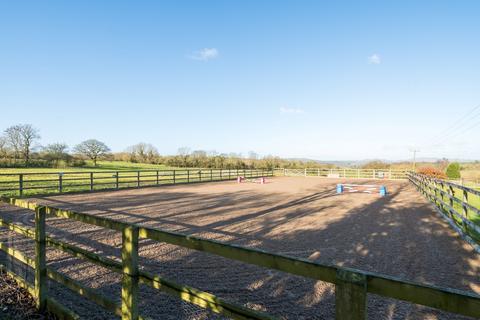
[74,139,110,166]
[126,143,159,163]
[177,147,191,167]
[248,151,258,160]
[0,136,9,159]
[191,150,207,167]
[4,126,22,161]
[177,147,191,156]
[4,124,40,164]
[42,143,70,167]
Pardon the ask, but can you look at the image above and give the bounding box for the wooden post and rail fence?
[0,168,409,198]
[0,169,479,319]
[0,168,273,197]
[408,172,480,250]
[0,197,479,319]
[279,168,408,179]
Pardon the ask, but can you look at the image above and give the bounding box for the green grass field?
[0,162,267,197]
[0,160,174,174]
[0,161,178,196]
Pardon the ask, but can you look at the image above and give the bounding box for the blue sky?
[1,1,479,161]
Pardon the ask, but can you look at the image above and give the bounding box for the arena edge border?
[0,195,479,320]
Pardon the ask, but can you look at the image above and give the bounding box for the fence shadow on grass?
[0,179,479,319]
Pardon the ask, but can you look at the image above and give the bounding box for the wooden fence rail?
[0,169,273,197]
[408,172,480,250]
[280,168,408,179]
[0,197,479,319]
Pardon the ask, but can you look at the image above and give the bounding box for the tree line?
[113,145,334,169]
[0,124,335,169]
[6,124,457,171]
[0,124,110,167]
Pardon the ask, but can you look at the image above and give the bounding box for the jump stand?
[336,184,387,196]
[237,176,266,184]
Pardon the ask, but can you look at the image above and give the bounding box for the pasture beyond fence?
[408,172,480,250]
[0,197,479,320]
[279,168,408,179]
[0,169,273,197]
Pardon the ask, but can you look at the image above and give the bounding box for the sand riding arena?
[0,176,479,319]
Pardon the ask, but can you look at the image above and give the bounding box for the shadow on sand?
[0,179,479,319]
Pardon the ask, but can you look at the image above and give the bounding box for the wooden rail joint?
[336,269,366,286]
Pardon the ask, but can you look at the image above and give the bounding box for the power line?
[429,104,480,141]
[430,112,480,147]
[411,103,480,162]
[422,103,480,149]
[438,119,480,144]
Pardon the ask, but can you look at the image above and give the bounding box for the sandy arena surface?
[0,177,479,319]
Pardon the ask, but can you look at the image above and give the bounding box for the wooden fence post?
[116,172,120,189]
[210,169,213,181]
[35,206,47,310]
[90,172,94,191]
[121,226,139,320]
[448,186,455,220]
[187,170,190,183]
[19,174,23,196]
[439,182,445,212]
[156,170,159,185]
[58,173,63,193]
[137,172,140,188]
[462,190,468,232]
[335,269,367,320]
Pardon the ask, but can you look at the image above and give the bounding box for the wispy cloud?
[280,107,305,114]
[368,53,381,64]
[188,48,219,61]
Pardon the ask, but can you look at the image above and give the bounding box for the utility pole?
[412,149,420,171]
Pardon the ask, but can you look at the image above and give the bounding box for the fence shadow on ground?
[0,178,479,319]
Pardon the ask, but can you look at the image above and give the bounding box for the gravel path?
[0,177,479,319]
